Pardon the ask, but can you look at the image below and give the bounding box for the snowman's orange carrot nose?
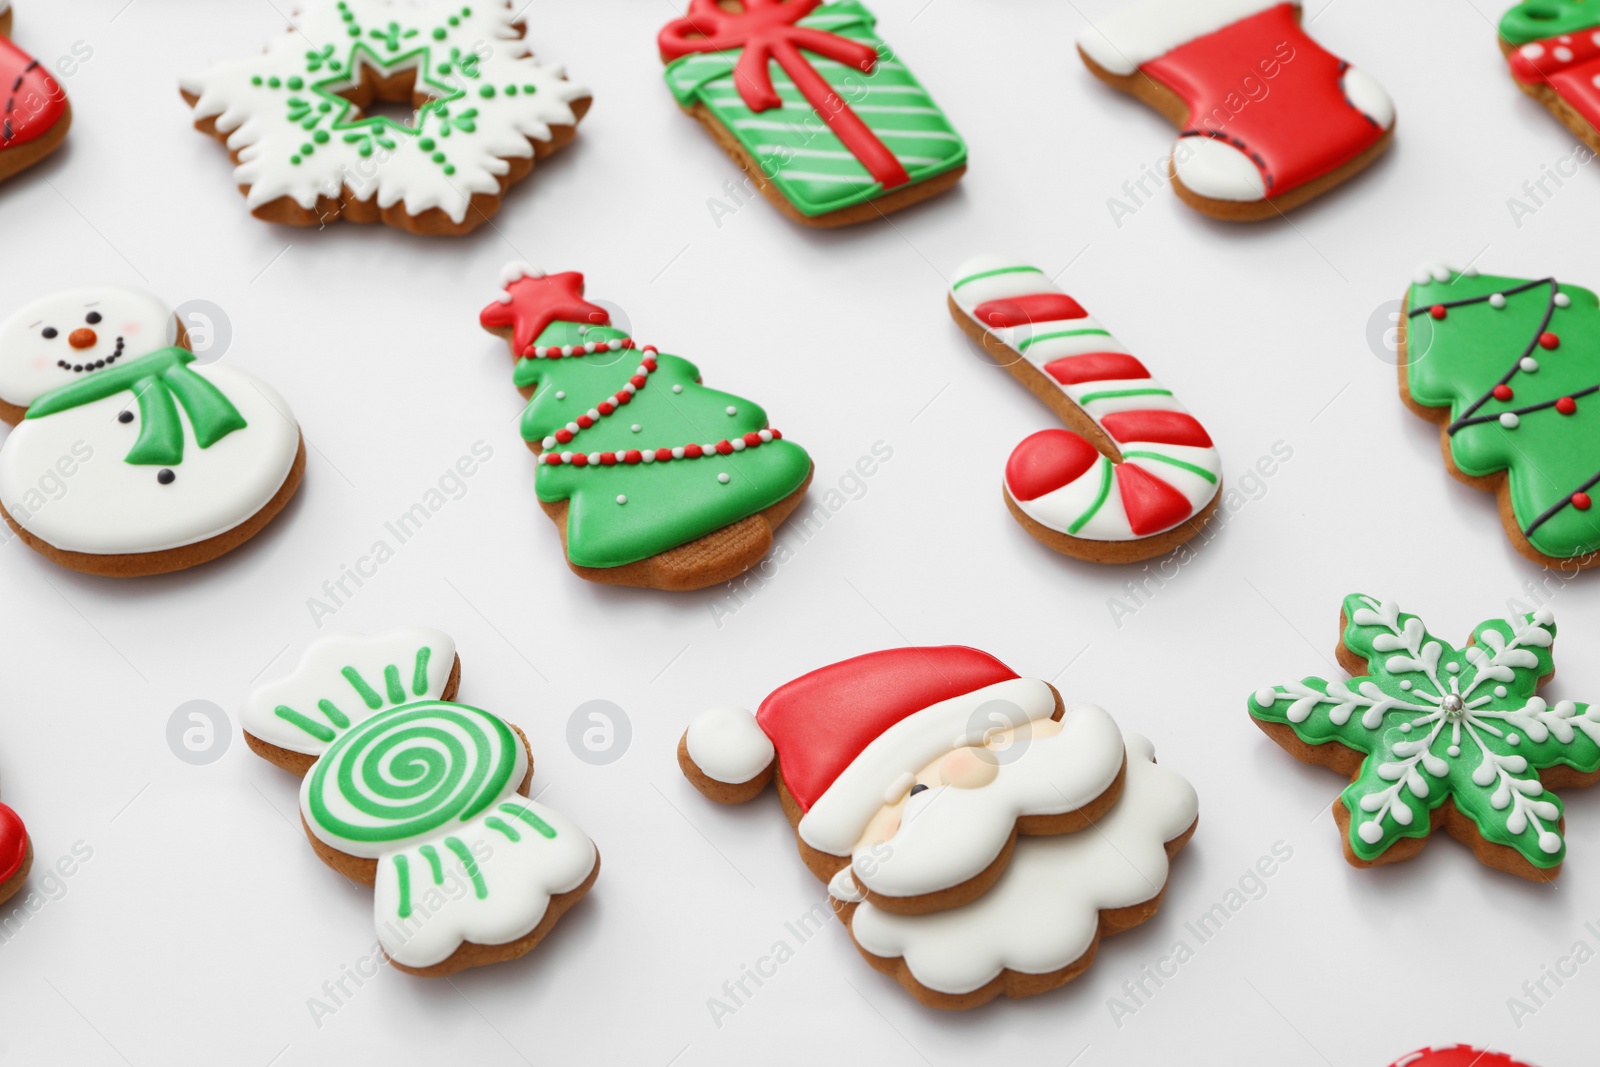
[68,328,96,349]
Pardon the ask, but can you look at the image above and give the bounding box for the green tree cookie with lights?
[479,266,812,590]
[1403,265,1600,567]
[1249,594,1600,881]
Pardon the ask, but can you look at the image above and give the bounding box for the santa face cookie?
[0,3,71,185]
[1250,595,1600,881]
[480,265,813,591]
[680,647,1129,916]
[180,0,591,236]
[1077,1,1395,220]
[658,0,967,227]
[1400,265,1600,567]
[1501,1,1600,155]
[947,256,1222,563]
[0,795,30,908]
[0,287,304,577]
[681,647,1197,1008]
[242,628,599,977]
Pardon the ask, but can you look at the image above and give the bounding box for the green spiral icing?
[307,701,518,845]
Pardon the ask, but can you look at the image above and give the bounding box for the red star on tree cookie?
[480,270,611,356]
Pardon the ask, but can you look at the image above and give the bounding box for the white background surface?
[0,0,1592,1063]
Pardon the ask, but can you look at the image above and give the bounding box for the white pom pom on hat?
[685,706,775,785]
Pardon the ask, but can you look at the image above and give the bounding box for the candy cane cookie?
[947,256,1222,563]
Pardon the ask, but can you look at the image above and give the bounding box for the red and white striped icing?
[950,256,1221,542]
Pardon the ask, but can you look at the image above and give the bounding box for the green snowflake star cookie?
[1249,594,1600,881]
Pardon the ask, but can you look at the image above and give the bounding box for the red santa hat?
[684,647,1059,855]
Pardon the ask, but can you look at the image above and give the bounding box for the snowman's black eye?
[85,311,101,324]
[41,327,57,339]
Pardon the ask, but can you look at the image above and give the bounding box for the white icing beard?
[842,733,1198,996]
[848,704,1124,901]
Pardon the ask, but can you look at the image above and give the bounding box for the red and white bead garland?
[535,344,785,468]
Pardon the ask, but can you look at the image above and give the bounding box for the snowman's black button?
[157,469,175,485]
[117,411,133,424]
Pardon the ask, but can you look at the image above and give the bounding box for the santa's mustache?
[854,730,1121,900]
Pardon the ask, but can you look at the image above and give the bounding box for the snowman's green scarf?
[25,347,247,466]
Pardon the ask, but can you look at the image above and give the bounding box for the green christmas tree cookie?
[480,265,812,590]
[1249,593,1600,881]
[1402,263,1600,566]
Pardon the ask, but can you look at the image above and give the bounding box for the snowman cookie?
[0,287,305,577]
[680,646,1197,1008]
[243,627,600,976]
[0,2,72,184]
[180,0,591,236]
[1077,0,1395,219]
[947,256,1222,563]
[0,795,29,907]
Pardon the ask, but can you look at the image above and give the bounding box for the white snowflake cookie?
[180,0,591,234]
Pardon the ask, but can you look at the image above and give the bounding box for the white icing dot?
[1508,733,1521,746]
[1399,721,1413,733]
[1254,687,1277,706]
[1399,679,1413,690]
[1494,685,1508,698]
[1359,821,1385,844]
[717,473,730,484]
[1535,608,1555,625]
[1489,293,1507,309]
[1594,74,1600,89]
[1556,293,1572,308]
[1521,357,1539,373]
[1448,745,1461,757]
[555,391,566,400]
[1500,412,1520,429]
[672,384,684,393]
[726,406,737,415]
[1521,43,1545,59]
[1431,264,1452,282]
[1540,831,1563,854]
[1463,266,1479,277]
[1446,662,1460,674]
[616,495,627,505]
[631,423,642,433]
[1593,30,1600,46]
[1556,46,1575,62]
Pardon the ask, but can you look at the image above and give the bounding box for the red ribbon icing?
[659,0,911,189]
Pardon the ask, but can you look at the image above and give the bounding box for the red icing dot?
[771,429,783,440]
[1493,384,1514,401]
[716,440,734,455]
[684,444,704,459]
[1575,492,1593,511]
[1540,332,1560,350]
[554,429,573,444]
[655,448,673,462]
[617,392,632,404]
[1429,305,1447,320]
[571,453,588,467]
[743,432,762,446]
[576,415,594,429]
[598,401,615,416]
[630,375,647,388]
[600,452,617,466]
[623,450,642,464]
[1557,396,1578,415]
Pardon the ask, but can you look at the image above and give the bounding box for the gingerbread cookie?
[180,0,590,235]
[0,287,304,577]
[1250,594,1600,882]
[947,256,1222,563]
[242,628,599,976]
[1389,1048,1538,1067]
[680,647,1196,1008]
[0,2,71,185]
[1400,265,1600,568]
[658,0,966,227]
[1500,2,1600,155]
[1077,1,1394,220]
[480,265,813,591]
[0,794,29,907]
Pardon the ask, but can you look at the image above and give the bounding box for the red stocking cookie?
[947,255,1222,563]
[0,3,71,184]
[1501,1,1600,155]
[1077,1,1394,219]
[679,647,1199,1008]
